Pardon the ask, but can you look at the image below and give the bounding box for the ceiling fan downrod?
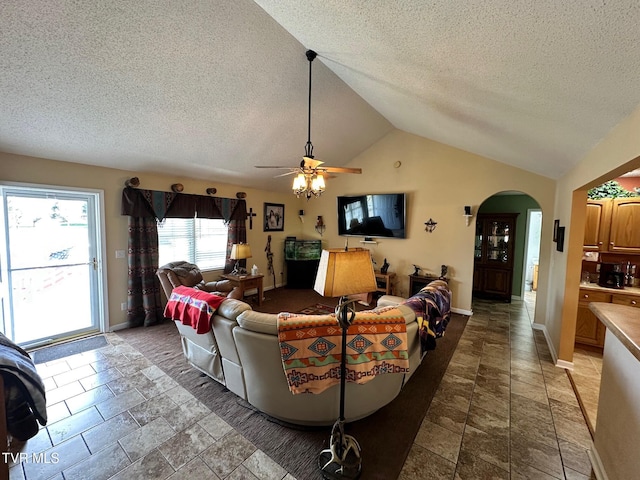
[304,49,317,161]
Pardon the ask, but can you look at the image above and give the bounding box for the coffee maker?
[598,262,625,289]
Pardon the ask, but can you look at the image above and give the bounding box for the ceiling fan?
[255,50,361,198]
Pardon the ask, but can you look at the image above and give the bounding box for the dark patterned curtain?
[121,187,246,325]
[127,217,163,327]
[224,219,247,273]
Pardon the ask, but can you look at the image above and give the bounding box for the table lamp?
[314,247,377,480]
[230,243,252,275]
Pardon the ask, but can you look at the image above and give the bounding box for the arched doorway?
[472,191,542,317]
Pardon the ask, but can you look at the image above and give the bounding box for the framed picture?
[264,203,284,231]
[556,226,565,252]
[553,219,560,242]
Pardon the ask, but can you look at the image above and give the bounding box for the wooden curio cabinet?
[473,213,518,302]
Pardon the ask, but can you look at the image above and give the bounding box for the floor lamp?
[314,248,377,480]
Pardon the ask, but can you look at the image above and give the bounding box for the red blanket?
[164,286,225,334]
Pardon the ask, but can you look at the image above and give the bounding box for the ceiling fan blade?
[320,166,363,174]
[274,170,298,178]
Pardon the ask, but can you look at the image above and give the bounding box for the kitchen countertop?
[589,302,640,362]
[579,283,640,297]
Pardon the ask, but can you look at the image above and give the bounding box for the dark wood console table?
[409,274,446,296]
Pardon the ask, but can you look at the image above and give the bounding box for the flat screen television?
[337,193,406,239]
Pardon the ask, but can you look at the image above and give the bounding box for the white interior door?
[0,185,105,347]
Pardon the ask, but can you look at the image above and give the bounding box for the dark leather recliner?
[156,261,242,301]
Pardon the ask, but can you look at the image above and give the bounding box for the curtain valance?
[121,186,246,222]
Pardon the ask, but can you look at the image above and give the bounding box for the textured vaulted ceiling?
[2,1,640,191]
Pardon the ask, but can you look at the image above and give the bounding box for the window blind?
[158,218,227,270]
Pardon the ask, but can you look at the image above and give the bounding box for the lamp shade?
[314,248,377,297]
[230,243,252,260]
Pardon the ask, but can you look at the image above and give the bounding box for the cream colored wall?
[0,130,557,331]
[294,130,556,315]
[549,105,640,362]
[1,152,303,331]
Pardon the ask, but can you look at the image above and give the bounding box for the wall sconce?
[464,205,473,226]
[424,218,437,233]
[206,187,217,195]
[315,215,326,236]
[171,183,184,193]
[236,192,247,199]
[124,177,140,188]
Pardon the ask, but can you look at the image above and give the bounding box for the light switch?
[115,250,126,259]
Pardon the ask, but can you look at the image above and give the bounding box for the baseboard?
[588,441,608,480]
[531,322,574,370]
[109,322,130,332]
[556,358,574,370]
[452,307,473,316]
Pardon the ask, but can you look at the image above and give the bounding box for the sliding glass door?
[0,185,104,347]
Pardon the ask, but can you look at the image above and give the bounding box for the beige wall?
[1,130,557,332]
[290,130,556,316]
[1,152,304,331]
[549,105,640,362]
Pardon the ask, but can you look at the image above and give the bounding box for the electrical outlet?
[115,250,126,259]
[121,302,127,311]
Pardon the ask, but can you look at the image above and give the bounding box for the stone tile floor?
[567,347,602,435]
[9,296,594,479]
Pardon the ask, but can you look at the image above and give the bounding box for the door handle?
[92,257,98,271]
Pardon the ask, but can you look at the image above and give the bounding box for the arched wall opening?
[472,191,542,313]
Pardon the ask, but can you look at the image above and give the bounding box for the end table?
[221,273,264,306]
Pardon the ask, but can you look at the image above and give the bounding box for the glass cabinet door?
[486,221,510,263]
[474,220,483,259]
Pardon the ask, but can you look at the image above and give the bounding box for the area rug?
[30,335,108,364]
[116,313,468,479]
[296,303,335,315]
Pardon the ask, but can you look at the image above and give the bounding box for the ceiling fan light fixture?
[291,49,327,200]
[293,173,306,193]
[311,173,325,192]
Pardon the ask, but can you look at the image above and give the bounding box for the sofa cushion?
[218,298,253,321]
[236,310,278,335]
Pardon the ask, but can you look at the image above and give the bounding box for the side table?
[375,271,396,295]
[221,273,264,306]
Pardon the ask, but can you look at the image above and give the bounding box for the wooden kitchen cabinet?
[611,293,640,308]
[575,289,611,348]
[473,213,518,302]
[584,197,640,253]
[583,199,611,252]
[609,197,640,254]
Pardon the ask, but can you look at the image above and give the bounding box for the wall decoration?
[556,226,565,252]
[264,203,284,231]
[553,219,560,242]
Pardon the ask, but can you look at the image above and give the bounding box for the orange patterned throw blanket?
[277,306,410,394]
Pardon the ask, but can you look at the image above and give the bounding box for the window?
[157,218,228,270]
